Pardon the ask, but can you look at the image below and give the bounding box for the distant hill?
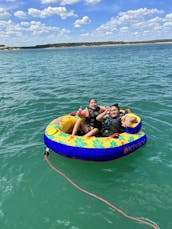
[1,39,172,50]
[0,45,6,49]
[19,39,172,49]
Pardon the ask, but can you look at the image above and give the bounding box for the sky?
[0,0,172,47]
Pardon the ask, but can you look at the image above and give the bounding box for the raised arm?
[96,107,110,122]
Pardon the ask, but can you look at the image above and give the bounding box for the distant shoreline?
[1,39,172,50]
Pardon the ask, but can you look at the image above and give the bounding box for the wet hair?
[110,103,120,110]
[89,98,97,104]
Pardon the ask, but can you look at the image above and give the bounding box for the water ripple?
[1,44,172,229]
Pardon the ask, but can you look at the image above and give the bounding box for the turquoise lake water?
[0,44,172,229]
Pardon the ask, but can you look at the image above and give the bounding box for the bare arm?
[96,110,107,122]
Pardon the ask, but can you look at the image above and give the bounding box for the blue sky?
[1,0,172,46]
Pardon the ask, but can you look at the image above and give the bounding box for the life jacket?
[100,114,125,137]
[85,106,102,129]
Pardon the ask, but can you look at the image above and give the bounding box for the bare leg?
[84,128,99,137]
[121,116,137,127]
[72,118,99,137]
[72,118,83,135]
[80,121,90,133]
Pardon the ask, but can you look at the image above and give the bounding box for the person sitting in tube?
[96,104,125,137]
[72,99,105,137]
[97,104,137,137]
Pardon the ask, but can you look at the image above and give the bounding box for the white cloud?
[21,20,65,35]
[28,21,59,34]
[119,8,164,18]
[0,8,11,18]
[96,18,117,32]
[41,0,79,4]
[20,21,30,27]
[148,17,161,23]
[95,8,164,33]
[41,0,102,5]
[74,16,91,27]
[85,0,101,4]
[105,31,113,35]
[0,20,23,35]
[80,8,170,42]
[0,19,71,46]
[163,22,172,27]
[2,7,172,46]
[120,26,128,32]
[28,8,42,18]
[28,6,76,19]
[0,19,58,34]
[165,13,172,20]
[14,10,27,19]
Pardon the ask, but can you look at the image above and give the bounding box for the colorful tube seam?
[44,114,147,161]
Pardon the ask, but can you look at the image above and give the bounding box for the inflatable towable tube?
[44,111,147,161]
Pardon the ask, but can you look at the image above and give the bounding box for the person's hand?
[76,106,83,116]
[77,106,82,113]
[121,116,127,127]
[105,106,110,115]
[78,106,82,111]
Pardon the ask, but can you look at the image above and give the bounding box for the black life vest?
[100,114,125,137]
[85,106,102,129]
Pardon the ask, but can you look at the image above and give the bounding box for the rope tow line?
[44,149,159,229]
